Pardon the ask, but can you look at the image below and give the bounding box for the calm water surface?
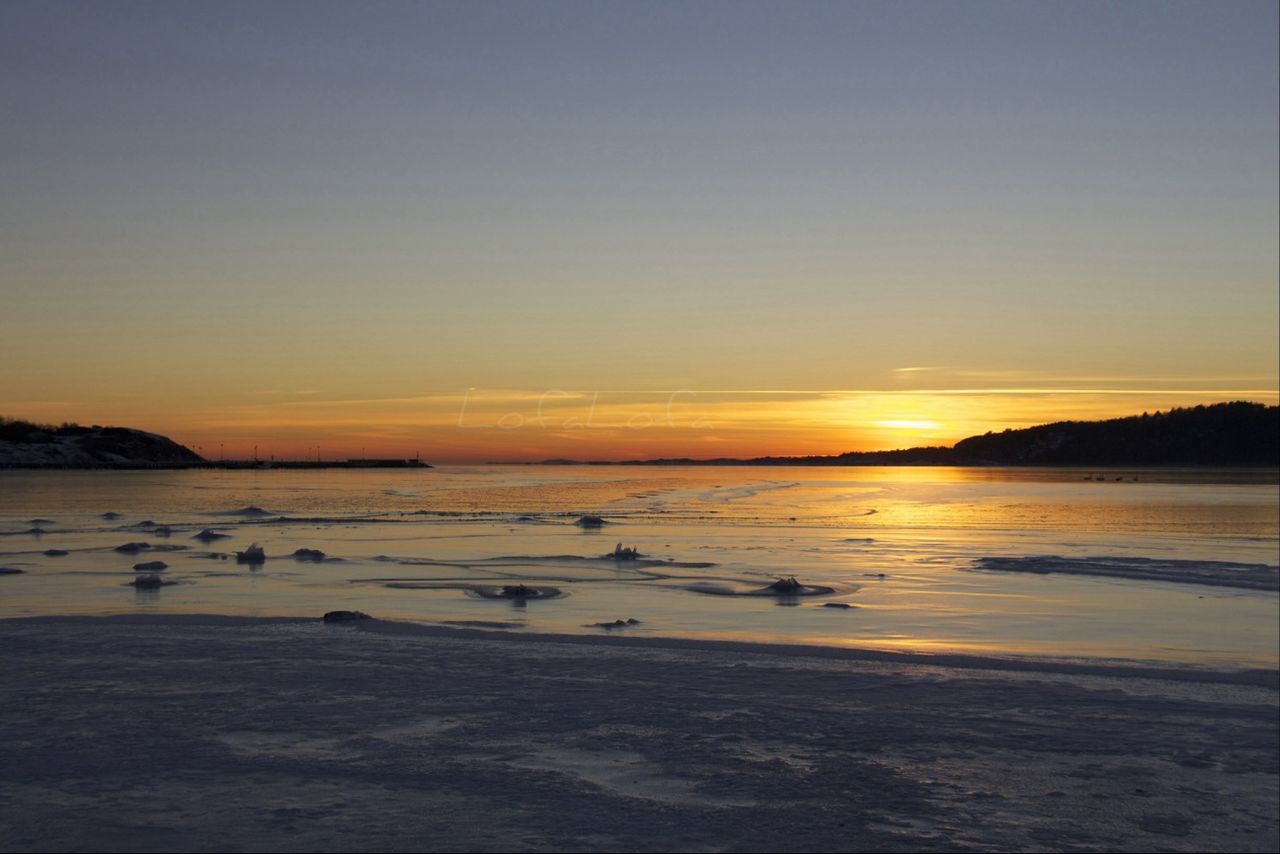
[1,466,1276,667]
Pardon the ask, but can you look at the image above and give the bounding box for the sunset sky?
[2,1,1277,461]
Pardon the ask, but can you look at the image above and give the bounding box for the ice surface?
[0,615,1274,852]
[0,466,1276,667]
[975,555,1280,591]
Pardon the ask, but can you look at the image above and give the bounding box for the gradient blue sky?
[2,1,1276,459]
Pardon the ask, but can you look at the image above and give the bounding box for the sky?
[1,1,1277,461]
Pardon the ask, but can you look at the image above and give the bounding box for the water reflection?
[0,466,1275,667]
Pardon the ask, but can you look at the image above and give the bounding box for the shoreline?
[7,612,1278,688]
[2,612,1276,852]
[0,459,431,471]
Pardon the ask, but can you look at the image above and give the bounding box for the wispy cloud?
[891,365,1279,386]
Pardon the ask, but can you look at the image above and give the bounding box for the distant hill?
[535,402,1280,467]
[948,402,1278,466]
[0,419,204,468]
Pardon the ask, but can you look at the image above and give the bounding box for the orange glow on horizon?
[13,387,1267,463]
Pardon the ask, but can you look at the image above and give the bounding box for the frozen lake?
[1,465,1276,667]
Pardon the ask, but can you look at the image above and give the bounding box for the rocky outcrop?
[0,420,203,468]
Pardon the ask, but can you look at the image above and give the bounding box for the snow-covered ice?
[0,614,1275,852]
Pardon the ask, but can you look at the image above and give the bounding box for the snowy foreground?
[1,616,1276,853]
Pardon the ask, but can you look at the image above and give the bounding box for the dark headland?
[0,419,429,470]
[515,402,1280,467]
